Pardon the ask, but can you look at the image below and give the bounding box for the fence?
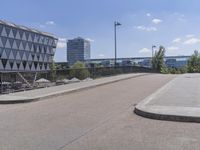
[54,66,157,80]
[0,66,156,94]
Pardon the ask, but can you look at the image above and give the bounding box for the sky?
[1,0,200,62]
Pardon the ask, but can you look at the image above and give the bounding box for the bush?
[179,67,188,74]
[49,62,57,81]
[161,67,169,74]
[161,66,188,74]
[69,61,90,80]
[187,50,200,73]
[152,46,165,72]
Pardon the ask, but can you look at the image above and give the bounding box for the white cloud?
[135,26,157,32]
[146,13,151,17]
[178,15,186,22]
[46,21,56,25]
[172,38,181,43]
[178,18,186,22]
[167,46,179,51]
[184,38,200,45]
[139,48,151,53]
[152,18,163,24]
[172,13,186,22]
[186,34,195,38]
[57,38,67,49]
[86,38,95,42]
[39,25,45,28]
[39,21,56,28]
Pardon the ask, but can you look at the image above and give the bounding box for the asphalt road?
[0,74,195,150]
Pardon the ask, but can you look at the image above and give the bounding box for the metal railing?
[54,66,156,80]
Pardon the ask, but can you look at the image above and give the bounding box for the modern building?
[0,20,58,72]
[84,56,190,68]
[165,58,189,68]
[67,37,90,66]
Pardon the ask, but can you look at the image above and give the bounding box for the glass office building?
[0,20,58,72]
[67,37,90,66]
[85,56,190,68]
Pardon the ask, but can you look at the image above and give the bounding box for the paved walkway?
[0,73,148,104]
[0,74,177,150]
[135,73,200,123]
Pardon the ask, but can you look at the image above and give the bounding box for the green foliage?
[152,46,165,72]
[179,67,188,74]
[160,67,169,74]
[187,50,200,73]
[69,61,90,80]
[49,61,57,81]
[161,67,188,74]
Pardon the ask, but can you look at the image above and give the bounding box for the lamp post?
[152,45,156,67]
[114,21,121,67]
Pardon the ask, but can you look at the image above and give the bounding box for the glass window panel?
[19,30,23,39]
[5,27,10,36]
[1,37,7,46]
[12,28,17,37]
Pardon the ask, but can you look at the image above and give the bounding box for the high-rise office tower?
[67,37,90,66]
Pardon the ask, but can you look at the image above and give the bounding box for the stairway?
[17,72,32,88]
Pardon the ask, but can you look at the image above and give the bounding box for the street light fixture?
[152,45,156,58]
[152,45,156,67]
[114,21,122,67]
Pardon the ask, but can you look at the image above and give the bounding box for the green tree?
[188,50,200,73]
[69,61,90,80]
[50,61,57,81]
[152,46,165,72]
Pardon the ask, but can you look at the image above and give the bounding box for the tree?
[49,61,57,81]
[188,50,200,73]
[152,46,165,72]
[69,61,90,80]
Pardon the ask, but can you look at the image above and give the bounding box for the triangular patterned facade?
[0,20,57,72]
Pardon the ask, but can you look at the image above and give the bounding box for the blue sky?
[1,0,200,62]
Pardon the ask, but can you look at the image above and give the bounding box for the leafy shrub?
[187,50,200,73]
[69,61,90,80]
[152,46,165,72]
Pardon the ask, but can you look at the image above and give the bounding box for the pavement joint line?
[136,76,178,107]
[0,73,150,104]
[56,100,135,150]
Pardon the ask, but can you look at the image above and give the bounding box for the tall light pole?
[152,45,156,67]
[114,21,121,67]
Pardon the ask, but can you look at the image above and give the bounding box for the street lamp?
[152,45,156,58]
[114,21,122,67]
[152,45,156,67]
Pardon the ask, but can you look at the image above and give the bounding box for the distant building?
[138,59,151,68]
[84,56,190,68]
[67,37,90,66]
[165,58,189,68]
[165,59,177,68]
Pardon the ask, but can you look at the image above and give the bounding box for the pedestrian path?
[135,73,200,123]
[0,73,148,104]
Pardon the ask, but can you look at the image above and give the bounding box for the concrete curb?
[0,73,149,104]
[134,107,200,123]
[134,75,200,123]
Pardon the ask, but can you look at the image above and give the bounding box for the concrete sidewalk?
[135,73,200,123]
[0,73,148,104]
